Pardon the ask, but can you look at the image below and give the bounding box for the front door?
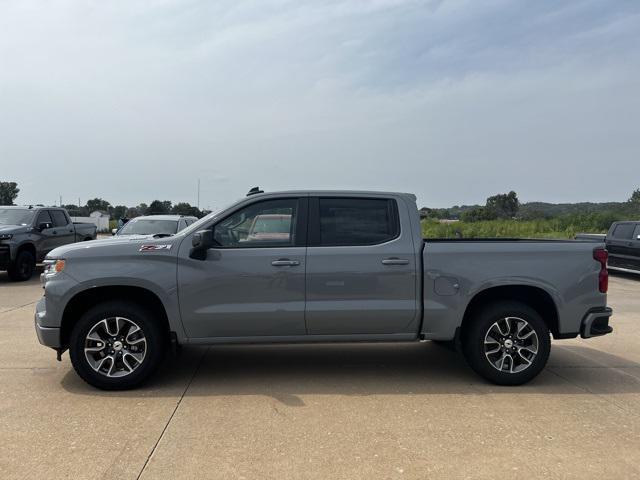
[34,210,56,259]
[606,222,637,270]
[630,225,640,271]
[177,197,308,338]
[305,196,418,335]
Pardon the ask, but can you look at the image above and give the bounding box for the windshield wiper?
[152,233,174,238]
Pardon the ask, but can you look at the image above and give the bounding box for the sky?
[1,0,639,210]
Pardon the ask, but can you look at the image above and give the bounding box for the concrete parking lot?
[0,272,639,479]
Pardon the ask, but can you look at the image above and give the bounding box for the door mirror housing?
[112,228,118,235]
[38,222,53,231]
[190,229,214,259]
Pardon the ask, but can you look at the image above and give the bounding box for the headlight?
[43,258,66,276]
[0,234,12,240]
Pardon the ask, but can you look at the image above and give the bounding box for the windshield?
[117,219,178,236]
[0,208,35,226]
[179,201,236,234]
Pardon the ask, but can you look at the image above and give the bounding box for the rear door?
[49,210,76,248]
[305,196,418,335]
[606,222,636,270]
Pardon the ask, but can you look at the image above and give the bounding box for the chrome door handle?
[271,259,300,267]
[382,258,409,265]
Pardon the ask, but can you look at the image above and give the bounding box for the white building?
[70,211,110,232]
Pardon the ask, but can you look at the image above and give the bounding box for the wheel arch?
[60,286,172,348]
[461,285,560,339]
[16,241,36,258]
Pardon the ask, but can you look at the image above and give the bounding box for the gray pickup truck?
[0,206,97,281]
[34,190,613,390]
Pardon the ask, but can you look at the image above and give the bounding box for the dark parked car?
[605,221,640,274]
[0,206,97,281]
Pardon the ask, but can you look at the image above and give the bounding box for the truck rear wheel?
[462,301,551,385]
[7,250,35,281]
[69,301,166,390]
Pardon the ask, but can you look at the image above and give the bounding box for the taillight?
[593,248,608,293]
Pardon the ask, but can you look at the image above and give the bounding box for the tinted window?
[36,211,53,226]
[318,198,398,246]
[613,223,635,240]
[214,199,297,248]
[50,210,68,227]
[634,225,640,241]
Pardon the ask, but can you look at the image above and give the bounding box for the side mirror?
[190,229,214,259]
[38,222,53,231]
[112,228,118,235]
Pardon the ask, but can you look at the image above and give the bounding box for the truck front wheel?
[462,301,551,385]
[69,301,166,390]
[7,250,35,281]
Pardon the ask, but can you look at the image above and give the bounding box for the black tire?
[462,301,551,385]
[69,301,167,390]
[7,250,35,281]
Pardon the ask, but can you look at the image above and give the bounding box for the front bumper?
[580,307,613,339]
[34,297,61,348]
[0,244,11,269]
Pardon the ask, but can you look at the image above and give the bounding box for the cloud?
[0,0,639,208]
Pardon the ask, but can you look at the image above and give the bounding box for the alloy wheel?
[483,316,539,374]
[84,317,147,378]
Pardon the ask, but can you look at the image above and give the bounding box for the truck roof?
[247,190,417,201]
[1,205,64,210]
[130,215,197,221]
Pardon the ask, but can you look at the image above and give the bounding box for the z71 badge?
[139,244,172,252]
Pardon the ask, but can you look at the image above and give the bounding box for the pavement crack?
[0,301,38,314]
[135,346,209,480]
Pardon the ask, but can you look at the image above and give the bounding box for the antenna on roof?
[247,186,264,196]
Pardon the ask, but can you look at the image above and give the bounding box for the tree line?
[62,198,209,220]
[421,189,640,223]
[0,181,208,219]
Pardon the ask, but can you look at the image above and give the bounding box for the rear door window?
[613,223,635,240]
[316,198,399,246]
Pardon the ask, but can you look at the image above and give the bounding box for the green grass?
[422,209,640,239]
[422,218,607,239]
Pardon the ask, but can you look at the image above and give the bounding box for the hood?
[47,234,180,259]
[0,224,29,235]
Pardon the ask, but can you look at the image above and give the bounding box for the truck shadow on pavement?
[60,342,640,405]
[610,271,640,282]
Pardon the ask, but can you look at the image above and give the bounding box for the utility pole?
[197,178,200,209]
[59,195,62,207]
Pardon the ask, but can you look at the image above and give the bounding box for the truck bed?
[420,238,605,340]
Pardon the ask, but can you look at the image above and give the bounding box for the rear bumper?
[34,297,61,348]
[580,307,613,339]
